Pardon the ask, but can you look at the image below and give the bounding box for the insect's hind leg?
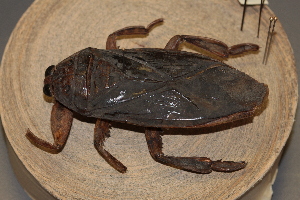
[94,119,127,173]
[106,18,163,50]
[145,128,246,173]
[165,35,259,58]
[26,101,73,154]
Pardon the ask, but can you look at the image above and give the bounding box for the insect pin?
[257,0,266,38]
[263,16,278,64]
[240,0,248,31]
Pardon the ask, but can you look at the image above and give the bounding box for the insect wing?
[87,49,267,127]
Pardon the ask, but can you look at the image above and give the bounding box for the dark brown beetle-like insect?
[26,19,268,174]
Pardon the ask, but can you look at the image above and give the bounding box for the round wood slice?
[0,0,297,199]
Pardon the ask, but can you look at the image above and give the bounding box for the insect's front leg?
[94,119,127,173]
[106,18,163,49]
[165,35,259,58]
[26,101,73,153]
[145,128,246,173]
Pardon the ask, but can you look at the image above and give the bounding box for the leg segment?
[145,128,246,173]
[94,119,127,173]
[165,35,259,58]
[106,18,163,50]
[26,101,73,154]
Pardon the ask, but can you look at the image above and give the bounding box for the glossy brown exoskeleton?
[26,19,268,174]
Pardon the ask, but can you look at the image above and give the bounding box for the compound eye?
[45,65,55,77]
[43,84,53,97]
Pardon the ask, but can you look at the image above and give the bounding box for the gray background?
[0,0,299,199]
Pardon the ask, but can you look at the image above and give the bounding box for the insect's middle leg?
[145,128,246,173]
[26,101,73,154]
[106,18,163,49]
[165,35,259,58]
[94,119,127,173]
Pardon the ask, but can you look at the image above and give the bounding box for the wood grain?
[0,0,297,199]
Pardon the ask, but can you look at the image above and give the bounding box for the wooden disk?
[0,0,297,199]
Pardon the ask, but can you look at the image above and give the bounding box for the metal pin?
[263,17,278,65]
[241,0,248,31]
[257,0,265,38]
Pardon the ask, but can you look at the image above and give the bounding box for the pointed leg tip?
[211,160,247,172]
[118,167,127,174]
[25,129,37,141]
